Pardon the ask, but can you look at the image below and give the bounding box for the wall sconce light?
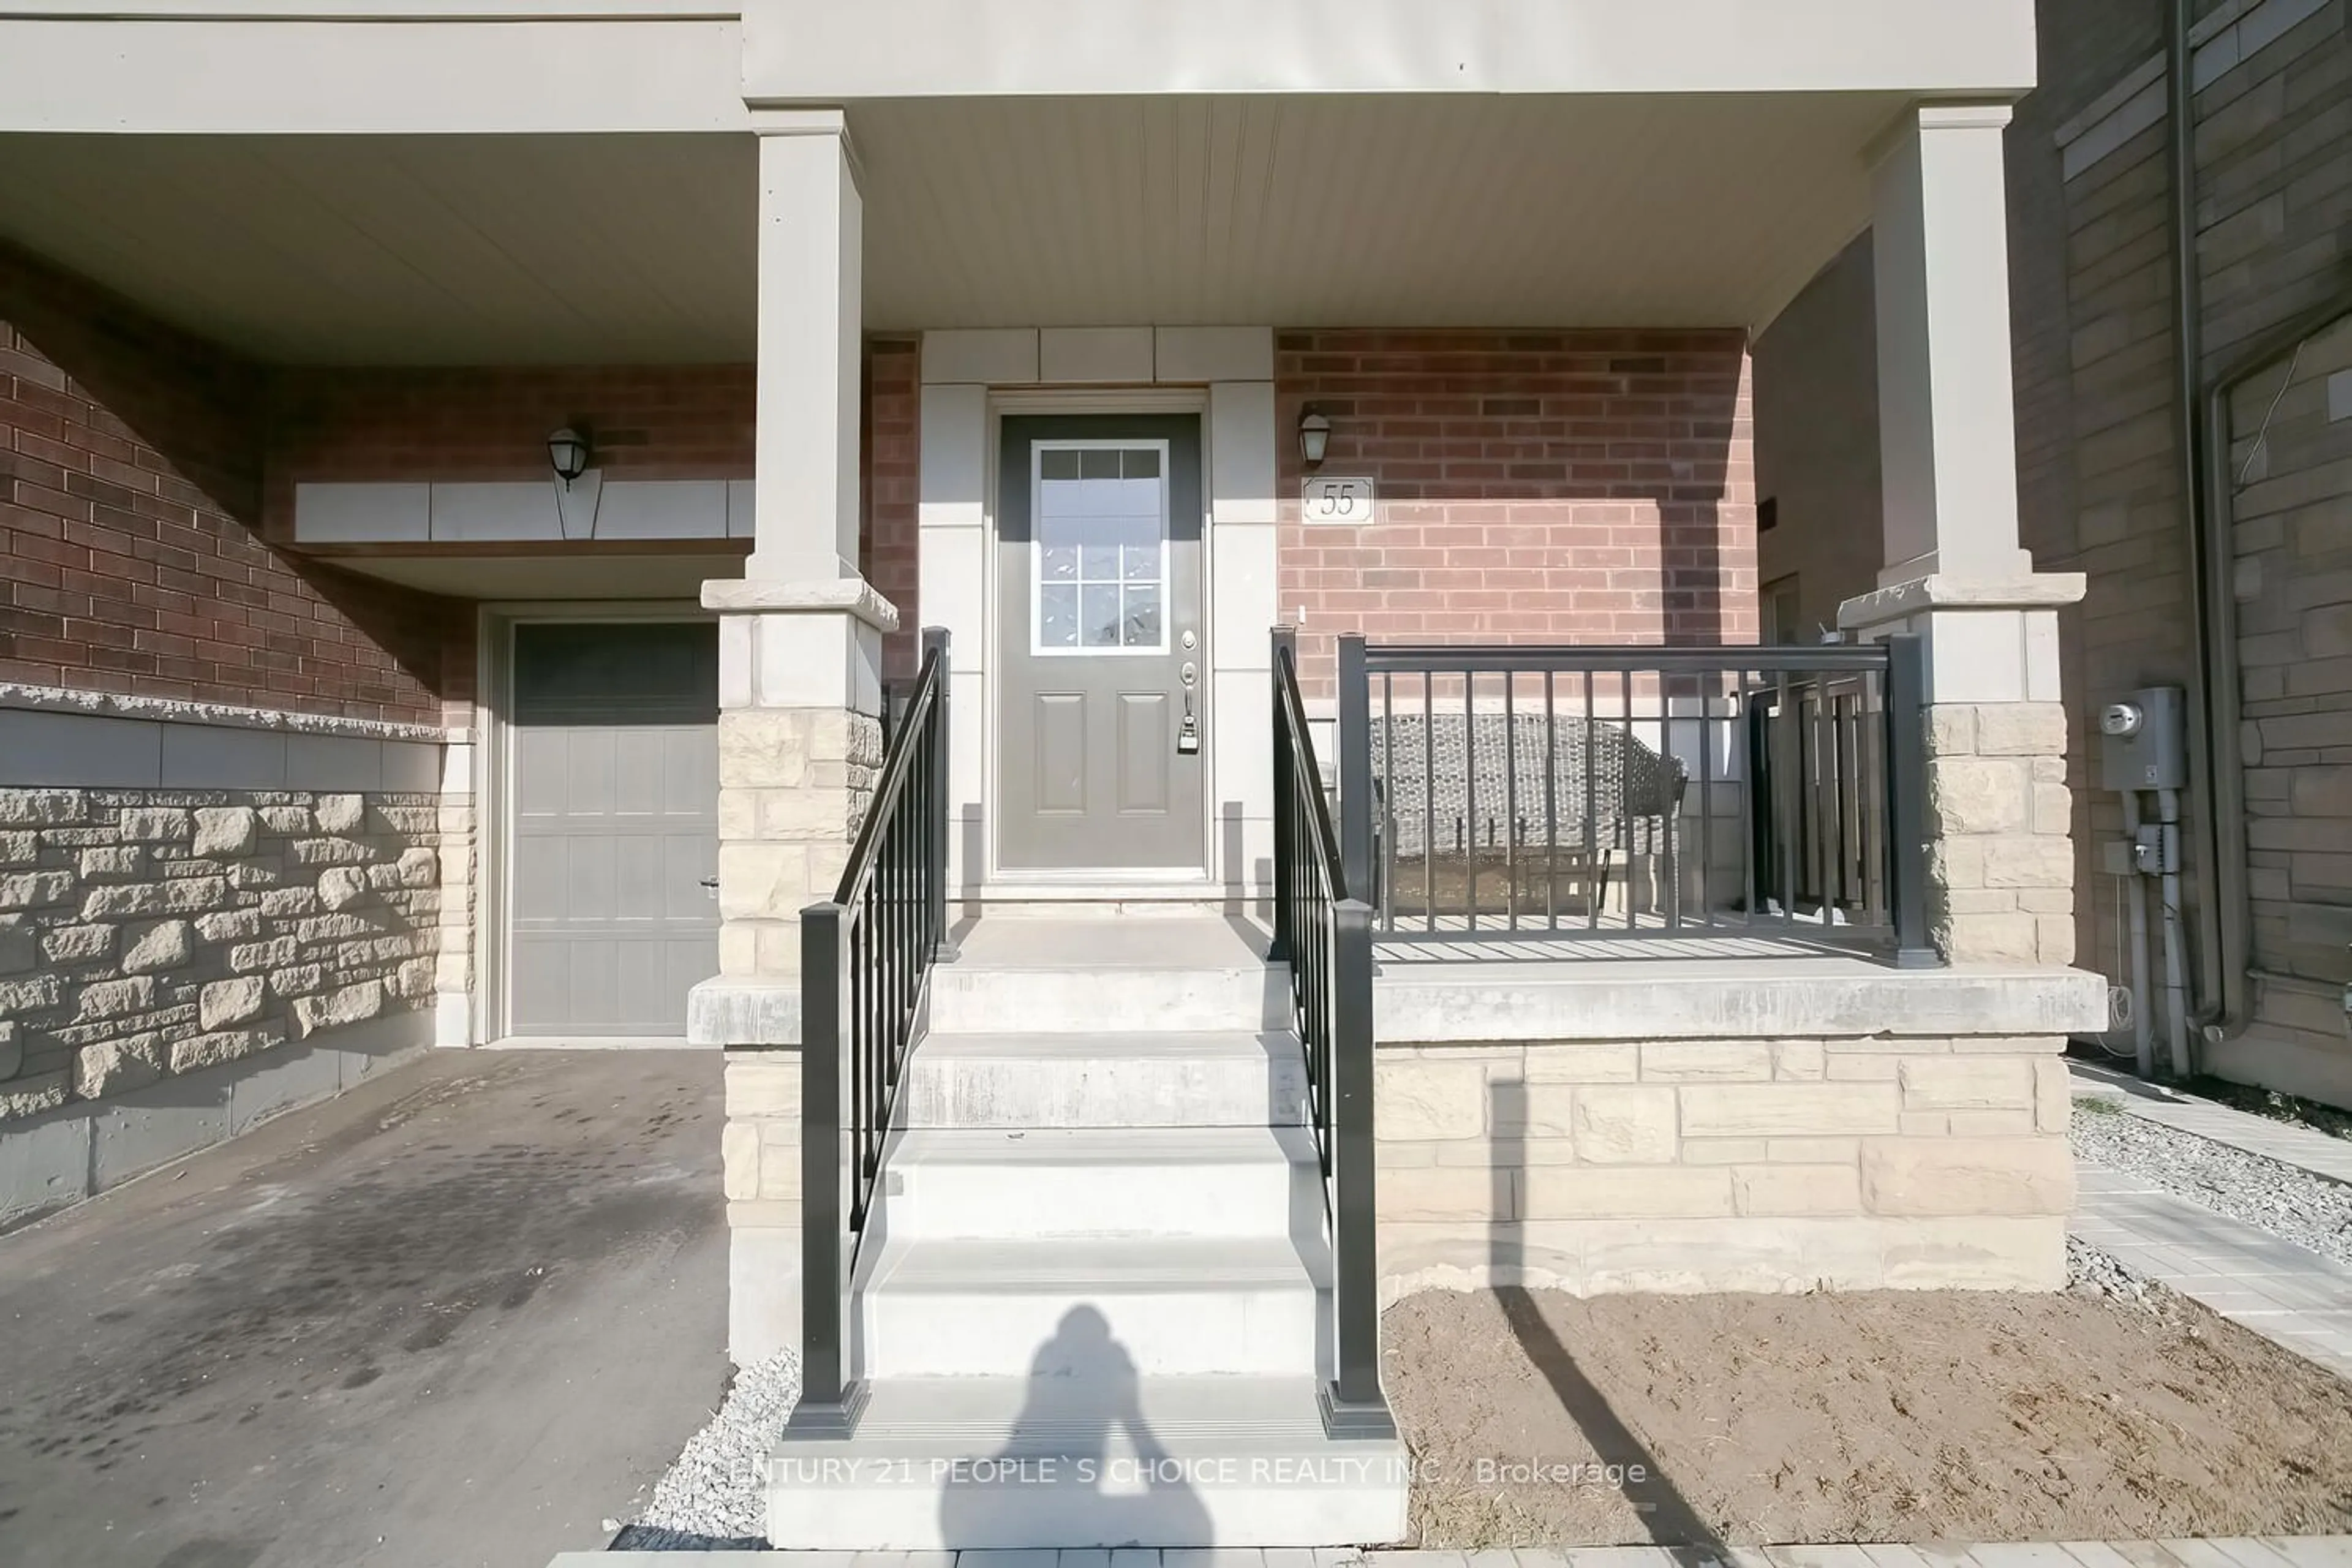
[546,426,592,488]
[1298,410,1331,468]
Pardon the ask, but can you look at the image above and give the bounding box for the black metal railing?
[1270,628,1393,1439]
[793,626,953,1434]
[1337,633,1934,965]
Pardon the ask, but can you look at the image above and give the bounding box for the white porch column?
[1843,103,2084,970]
[750,109,863,582]
[693,108,895,1364]
[1868,104,2031,586]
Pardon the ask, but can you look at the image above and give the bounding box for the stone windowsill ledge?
[0,684,454,744]
[1374,959,2109,1043]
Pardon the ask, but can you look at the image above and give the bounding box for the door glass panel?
[1034,442,1169,654]
[1038,585,1079,648]
[1081,584,1121,647]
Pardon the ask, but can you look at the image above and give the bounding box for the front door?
[996,415,1207,874]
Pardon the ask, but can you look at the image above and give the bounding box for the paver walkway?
[2070,1053,2352,1373]
[2059,1058,2352,1381]
[549,1542,2352,1567]
[2071,1163,2352,1379]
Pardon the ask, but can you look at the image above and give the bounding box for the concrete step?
[930,960,1289,1034]
[895,1031,1311,1130]
[855,1233,1326,1378]
[881,1125,1323,1240]
[766,1373,1410,1548]
[930,917,1286,1033]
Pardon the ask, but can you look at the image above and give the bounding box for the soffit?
[853,93,1901,334]
[0,132,758,364]
[0,92,1893,365]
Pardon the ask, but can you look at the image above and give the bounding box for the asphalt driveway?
[0,1048,728,1568]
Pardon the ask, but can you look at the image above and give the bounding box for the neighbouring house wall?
[2050,0,2352,1098]
[1,248,464,1215]
[1370,968,2101,1297]
[1747,0,2352,1098]
[1275,329,1759,696]
[2226,315,2352,1095]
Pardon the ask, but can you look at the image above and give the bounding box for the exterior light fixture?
[1298,410,1331,467]
[546,426,592,488]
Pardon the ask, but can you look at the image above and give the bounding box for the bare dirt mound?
[1385,1286,2352,1547]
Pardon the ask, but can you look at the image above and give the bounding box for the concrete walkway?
[2072,1163,2352,1380]
[2064,1061,2352,1381]
[549,1542,2352,1567]
[0,1048,729,1568]
[2068,1060,2352,1184]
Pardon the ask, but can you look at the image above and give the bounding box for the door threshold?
[970,878,1227,908]
[478,1035,710,1051]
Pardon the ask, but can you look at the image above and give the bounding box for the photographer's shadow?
[937,1305,1212,1549]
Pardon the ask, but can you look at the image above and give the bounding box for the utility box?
[2097,685,2188,792]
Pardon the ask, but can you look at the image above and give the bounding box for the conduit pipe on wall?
[2163,0,2234,1063]
[2121,790,2155,1079]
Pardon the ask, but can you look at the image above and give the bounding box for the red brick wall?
[0,247,457,725]
[262,364,757,538]
[861,337,920,677]
[1276,329,1758,693]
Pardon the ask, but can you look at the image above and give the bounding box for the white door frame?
[982,387,1218,894]
[472,598,712,1046]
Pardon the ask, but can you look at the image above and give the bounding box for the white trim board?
[295,477,753,545]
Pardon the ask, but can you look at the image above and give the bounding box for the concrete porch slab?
[1374,958,2108,1044]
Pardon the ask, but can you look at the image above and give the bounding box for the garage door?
[508,622,720,1038]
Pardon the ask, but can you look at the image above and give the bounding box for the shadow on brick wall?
[0,242,459,724]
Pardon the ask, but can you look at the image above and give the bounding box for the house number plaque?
[1302,475,1377,526]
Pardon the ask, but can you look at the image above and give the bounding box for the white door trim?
[918,326,1278,908]
[981,393,1218,894]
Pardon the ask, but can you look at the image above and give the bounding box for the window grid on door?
[1031,439,1170,657]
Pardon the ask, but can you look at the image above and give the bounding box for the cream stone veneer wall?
[0,699,451,1226]
[1371,966,2105,1297]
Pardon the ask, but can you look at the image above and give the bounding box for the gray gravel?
[2071,1101,2352,1267]
[2065,1234,2161,1313]
[631,1348,801,1547]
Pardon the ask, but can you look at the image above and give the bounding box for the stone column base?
[1841,572,2086,967]
[700,575,894,1366]
[721,1048,804,1363]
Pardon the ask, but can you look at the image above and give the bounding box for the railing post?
[1268,626,1298,965]
[1336,633,1374,905]
[788,899,866,1434]
[1883,633,1938,968]
[922,626,957,963]
[1319,896,1395,1439]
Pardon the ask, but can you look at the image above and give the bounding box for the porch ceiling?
[0,92,1896,364]
[856,92,1902,334]
[0,132,759,364]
